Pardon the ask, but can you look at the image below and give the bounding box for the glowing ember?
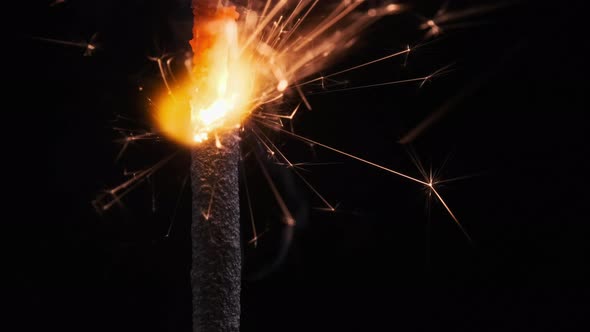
[189,8,254,144]
[277,79,288,92]
[156,5,255,146]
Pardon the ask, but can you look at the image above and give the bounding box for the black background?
[10,0,589,331]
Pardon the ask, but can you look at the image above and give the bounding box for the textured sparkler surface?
[190,130,241,332]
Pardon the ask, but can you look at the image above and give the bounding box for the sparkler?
[153,1,410,330]
[80,0,504,330]
[186,3,245,331]
[153,2,468,330]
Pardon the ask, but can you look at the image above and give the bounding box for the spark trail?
[254,120,470,241]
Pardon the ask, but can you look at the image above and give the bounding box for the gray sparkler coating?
[191,132,241,332]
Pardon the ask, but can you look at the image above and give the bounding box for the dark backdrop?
[10,0,588,331]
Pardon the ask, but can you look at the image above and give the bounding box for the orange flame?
[156,5,254,146]
[190,6,240,77]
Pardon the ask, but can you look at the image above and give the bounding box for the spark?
[297,48,411,87]
[276,162,343,168]
[295,84,312,110]
[93,152,179,212]
[430,186,472,243]
[258,103,300,120]
[148,55,175,100]
[432,2,512,25]
[256,120,470,239]
[420,2,512,38]
[253,126,335,211]
[400,42,522,143]
[247,229,270,246]
[241,162,259,247]
[166,175,189,238]
[114,131,160,162]
[241,0,289,52]
[290,0,364,52]
[405,146,430,182]
[255,152,296,227]
[30,33,99,56]
[256,120,428,186]
[423,19,442,37]
[307,76,430,96]
[250,127,275,157]
[202,183,217,220]
[165,57,179,83]
[277,79,289,92]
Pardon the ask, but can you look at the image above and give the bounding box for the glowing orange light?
[155,6,255,146]
[386,4,401,12]
[277,79,288,92]
[154,1,406,147]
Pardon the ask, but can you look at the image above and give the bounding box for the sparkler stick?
[190,132,241,332]
[189,2,243,331]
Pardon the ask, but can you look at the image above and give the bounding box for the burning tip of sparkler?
[155,6,255,147]
[154,1,411,147]
[193,133,208,143]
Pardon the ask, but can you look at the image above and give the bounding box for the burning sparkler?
[186,3,246,331]
[73,0,510,331]
[91,1,477,225]
[150,1,470,330]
